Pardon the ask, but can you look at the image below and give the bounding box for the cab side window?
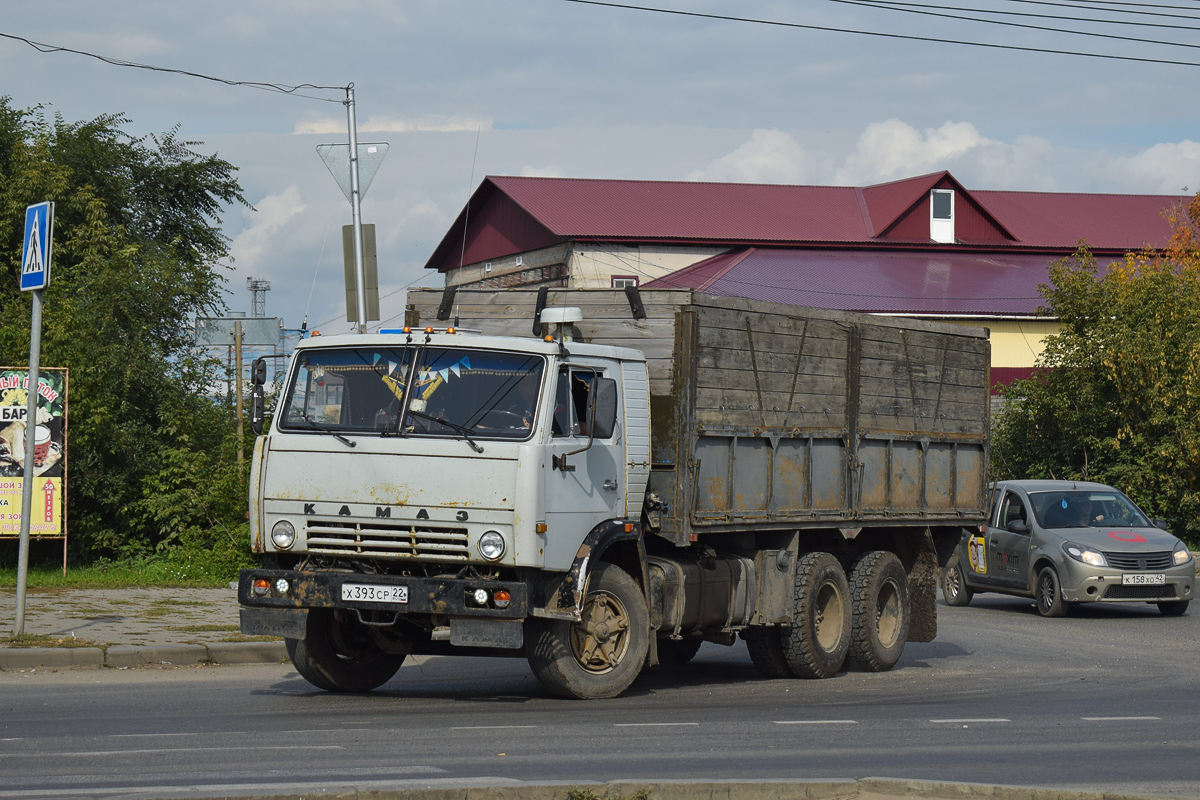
[552,368,617,439]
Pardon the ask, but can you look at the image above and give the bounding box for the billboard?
[0,367,67,538]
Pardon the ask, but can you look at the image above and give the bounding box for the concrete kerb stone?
[93,780,1191,800]
[0,646,104,670]
[205,640,288,664]
[106,644,209,668]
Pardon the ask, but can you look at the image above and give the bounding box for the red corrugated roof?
[424,173,1187,271]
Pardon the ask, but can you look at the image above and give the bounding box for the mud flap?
[240,606,308,638]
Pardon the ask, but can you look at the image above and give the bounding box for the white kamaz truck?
[239,289,991,699]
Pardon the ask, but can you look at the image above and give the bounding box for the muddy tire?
[744,626,794,679]
[846,551,910,672]
[655,636,703,666]
[781,552,851,679]
[526,562,649,699]
[1035,566,1068,617]
[941,559,974,607]
[286,608,405,692]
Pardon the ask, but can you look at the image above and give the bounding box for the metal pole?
[14,288,43,635]
[235,320,244,465]
[346,85,368,334]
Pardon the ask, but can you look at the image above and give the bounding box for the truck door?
[542,363,625,570]
[985,490,1034,590]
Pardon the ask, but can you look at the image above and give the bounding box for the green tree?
[0,97,251,559]
[993,193,1200,544]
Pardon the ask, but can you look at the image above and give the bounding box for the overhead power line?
[0,31,346,101]
[561,0,1200,67]
[854,0,1200,32]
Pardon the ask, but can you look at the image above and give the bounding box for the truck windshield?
[280,346,545,441]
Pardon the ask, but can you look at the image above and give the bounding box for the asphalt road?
[2,594,1198,799]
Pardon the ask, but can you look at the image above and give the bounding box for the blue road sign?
[20,202,54,292]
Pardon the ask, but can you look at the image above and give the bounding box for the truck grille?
[305,520,470,561]
[1103,551,1174,570]
[1102,584,1177,600]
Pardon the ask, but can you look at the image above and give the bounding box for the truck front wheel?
[781,552,851,678]
[286,608,406,692]
[526,562,649,699]
[846,550,910,672]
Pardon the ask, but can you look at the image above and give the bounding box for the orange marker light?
[424,327,435,334]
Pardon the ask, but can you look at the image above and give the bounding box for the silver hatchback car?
[943,480,1195,616]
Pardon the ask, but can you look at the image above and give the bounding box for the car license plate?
[341,583,408,603]
[1121,573,1165,586]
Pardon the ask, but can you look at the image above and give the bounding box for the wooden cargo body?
[407,289,991,547]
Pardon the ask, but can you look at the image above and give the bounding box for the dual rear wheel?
[746,550,910,679]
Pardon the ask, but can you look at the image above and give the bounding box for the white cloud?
[520,165,564,178]
[292,116,493,135]
[1106,141,1200,195]
[688,129,806,184]
[230,185,307,271]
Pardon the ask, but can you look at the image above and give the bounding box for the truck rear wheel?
[526,562,649,699]
[846,551,910,672]
[781,552,851,679]
[286,608,406,692]
[744,626,794,679]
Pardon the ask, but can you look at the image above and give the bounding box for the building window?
[930,189,955,243]
[611,275,639,289]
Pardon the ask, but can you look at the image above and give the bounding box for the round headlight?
[271,520,297,550]
[478,530,505,561]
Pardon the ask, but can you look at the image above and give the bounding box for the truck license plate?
[1121,573,1165,586]
[341,583,409,603]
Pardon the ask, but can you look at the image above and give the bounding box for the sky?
[3,0,1200,334]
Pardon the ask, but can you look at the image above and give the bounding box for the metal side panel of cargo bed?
[405,288,991,544]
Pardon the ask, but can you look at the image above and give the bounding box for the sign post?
[15,201,53,635]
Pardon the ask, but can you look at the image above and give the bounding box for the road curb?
[0,641,287,671]
[73,778,1183,800]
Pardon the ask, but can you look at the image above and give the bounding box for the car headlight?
[1173,542,1193,566]
[1063,541,1106,567]
[271,520,297,550]
[478,530,505,561]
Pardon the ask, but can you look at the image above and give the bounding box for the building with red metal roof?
[424,171,1187,389]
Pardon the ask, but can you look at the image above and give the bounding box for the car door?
[985,489,1034,590]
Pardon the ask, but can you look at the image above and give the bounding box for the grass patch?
[169,624,239,633]
[565,790,650,800]
[151,599,206,607]
[219,634,282,643]
[1,633,100,649]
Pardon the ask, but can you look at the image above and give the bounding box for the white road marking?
[774,720,858,725]
[1081,716,1161,721]
[451,725,538,730]
[0,745,343,758]
[929,718,1010,724]
[613,722,699,727]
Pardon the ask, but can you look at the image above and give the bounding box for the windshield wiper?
[298,413,357,448]
[408,410,485,453]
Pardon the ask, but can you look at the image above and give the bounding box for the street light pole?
[345,85,368,334]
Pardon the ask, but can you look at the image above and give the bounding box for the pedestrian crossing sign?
[20,201,54,292]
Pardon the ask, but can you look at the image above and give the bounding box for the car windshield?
[1030,489,1152,529]
[280,345,545,441]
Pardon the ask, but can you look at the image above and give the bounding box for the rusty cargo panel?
[407,289,990,545]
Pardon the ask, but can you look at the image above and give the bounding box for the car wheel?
[941,559,974,607]
[1035,566,1068,617]
[744,626,794,679]
[1157,600,1190,616]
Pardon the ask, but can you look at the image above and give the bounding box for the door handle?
[603,479,619,491]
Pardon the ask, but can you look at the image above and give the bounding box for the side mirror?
[1154,519,1170,531]
[250,385,265,435]
[250,356,267,435]
[590,378,617,439]
[1006,519,1028,534]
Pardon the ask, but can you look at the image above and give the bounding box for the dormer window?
[930,189,955,243]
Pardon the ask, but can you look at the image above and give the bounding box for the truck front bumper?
[238,568,529,635]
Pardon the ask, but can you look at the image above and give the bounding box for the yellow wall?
[939,318,1059,368]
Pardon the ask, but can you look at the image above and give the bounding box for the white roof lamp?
[540,306,583,342]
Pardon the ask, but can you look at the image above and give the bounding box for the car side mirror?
[1154,519,1170,530]
[1006,519,1028,534]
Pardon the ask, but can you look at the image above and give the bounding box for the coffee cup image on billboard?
[0,421,62,477]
